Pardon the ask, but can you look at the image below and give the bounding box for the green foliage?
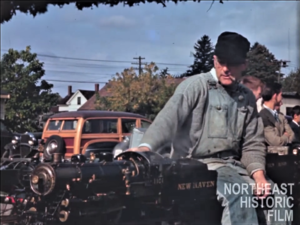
[100,63,179,119]
[282,68,300,94]
[94,91,109,110]
[1,1,223,24]
[182,35,214,77]
[1,46,60,132]
[242,42,282,84]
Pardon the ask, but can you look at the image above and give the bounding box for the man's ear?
[213,55,217,67]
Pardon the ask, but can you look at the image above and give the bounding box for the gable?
[66,90,87,105]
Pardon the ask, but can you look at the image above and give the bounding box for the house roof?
[0,90,10,99]
[49,110,147,120]
[58,92,74,105]
[78,84,112,110]
[79,90,96,100]
[78,78,185,111]
[59,89,96,106]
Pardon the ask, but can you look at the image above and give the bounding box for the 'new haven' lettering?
[177,181,215,190]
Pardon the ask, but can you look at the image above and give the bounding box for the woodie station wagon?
[40,111,152,159]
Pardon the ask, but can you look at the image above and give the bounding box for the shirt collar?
[292,120,300,127]
[263,104,277,116]
[210,68,218,82]
[209,67,239,89]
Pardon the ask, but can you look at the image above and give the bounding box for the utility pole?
[278,60,291,82]
[132,56,146,75]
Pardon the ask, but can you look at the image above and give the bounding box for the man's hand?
[252,170,271,199]
[126,146,150,152]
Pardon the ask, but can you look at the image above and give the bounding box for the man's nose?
[222,65,230,72]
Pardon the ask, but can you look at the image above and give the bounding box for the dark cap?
[214,31,250,65]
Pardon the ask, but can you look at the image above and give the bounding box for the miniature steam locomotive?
[0,130,299,225]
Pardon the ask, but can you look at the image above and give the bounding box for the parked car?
[39,110,152,160]
[3,132,43,158]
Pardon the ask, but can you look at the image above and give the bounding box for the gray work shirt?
[140,68,266,176]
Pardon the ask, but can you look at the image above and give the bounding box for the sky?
[1,1,299,97]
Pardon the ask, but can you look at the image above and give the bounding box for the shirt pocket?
[234,107,248,141]
[207,104,228,138]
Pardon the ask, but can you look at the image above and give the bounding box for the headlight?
[28,137,36,146]
[293,149,298,155]
[46,140,58,155]
[11,136,20,145]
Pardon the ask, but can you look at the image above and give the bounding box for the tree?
[1,1,224,24]
[94,91,110,110]
[101,63,179,119]
[242,42,282,84]
[282,68,300,94]
[1,46,60,132]
[182,35,214,77]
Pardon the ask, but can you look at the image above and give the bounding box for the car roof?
[49,110,148,120]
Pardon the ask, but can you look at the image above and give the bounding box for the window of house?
[121,119,137,133]
[62,120,78,130]
[83,119,118,133]
[77,97,81,105]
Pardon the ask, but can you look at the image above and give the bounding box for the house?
[77,83,111,111]
[57,84,99,112]
[0,90,10,120]
[78,77,185,111]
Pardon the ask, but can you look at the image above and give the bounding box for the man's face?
[273,91,283,105]
[294,114,300,123]
[213,55,247,86]
[252,86,262,101]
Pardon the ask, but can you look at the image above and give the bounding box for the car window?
[83,119,118,133]
[121,119,137,133]
[141,120,151,129]
[62,120,78,130]
[47,120,63,130]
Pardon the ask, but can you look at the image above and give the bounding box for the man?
[240,76,264,112]
[259,82,294,146]
[129,32,291,225]
[289,105,300,142]
[240,75,263,101]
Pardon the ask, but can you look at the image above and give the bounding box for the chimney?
[68,86,72,96]
[95,83,99,93]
